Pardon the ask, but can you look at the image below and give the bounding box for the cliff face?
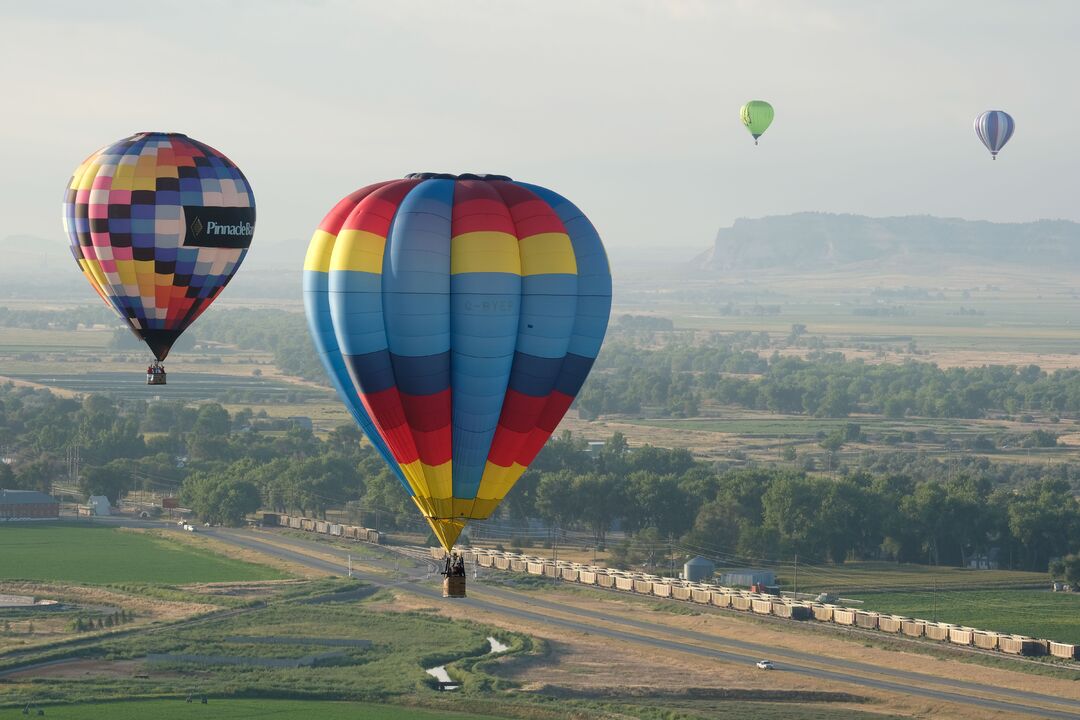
[697,213,1080,272]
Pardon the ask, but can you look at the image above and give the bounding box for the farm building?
[87,495,112,516]
[720,568,775,588]
[683,556,715,582]
[966,549,1000,570]
[0,489,59,521]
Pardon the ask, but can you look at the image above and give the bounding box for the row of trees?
[519,432,1080,571]
[14,307,1080,422]
[580,338,1080,419]
[3,382,1080,572]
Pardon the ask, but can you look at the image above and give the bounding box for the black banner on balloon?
[183,206,256,249]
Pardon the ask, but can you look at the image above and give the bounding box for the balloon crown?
[405,172,513,181]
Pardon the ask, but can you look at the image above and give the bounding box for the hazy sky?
[2,0,1077,254]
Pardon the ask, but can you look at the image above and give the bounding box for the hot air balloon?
[740,100,774,145]
[305,173,612,593]
[974,110,1015,159]
[62,132,255,384]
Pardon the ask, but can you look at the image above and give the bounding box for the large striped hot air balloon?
[304,173,612,553]
[974,110,1015,159]
[63,132,255,382]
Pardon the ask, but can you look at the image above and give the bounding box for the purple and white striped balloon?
[974,110,1015,159]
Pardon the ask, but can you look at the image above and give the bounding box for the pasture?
[780,561,1048,595]
[845,588,1080,645]
[0,524,285,584]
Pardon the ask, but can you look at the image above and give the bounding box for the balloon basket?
[443,576,466,598]
[147,363,167,385]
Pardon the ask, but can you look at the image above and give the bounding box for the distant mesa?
[694,213,1080,273]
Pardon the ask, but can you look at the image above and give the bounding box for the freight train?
[264,513,1076,662]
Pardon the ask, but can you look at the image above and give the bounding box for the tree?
[534,471,578,527]
[573,473,622,546]
[80,459,135,503]
[181,473,261,526]
[13,458,59,493]
[1050,554,1080,586]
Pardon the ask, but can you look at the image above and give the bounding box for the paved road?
[201,526,1080,719]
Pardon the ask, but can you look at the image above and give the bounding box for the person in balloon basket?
[442,553,466,577]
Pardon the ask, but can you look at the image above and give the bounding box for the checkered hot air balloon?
[304,173,612,551]
[62,132,255,368]
[974,110,1015,159]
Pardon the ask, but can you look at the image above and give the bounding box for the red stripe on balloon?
[411,427,453,467]
[399,389,451,432]
[341,180,420,236]
[360,387,419,465]
[516,392,576,467]
[495,390,549,433]
[486,426,530,467]
[316,182,392,235]
[536,391,574,433]
[362,386,409,431]
[451,181,517,236]
[490,182,566,237]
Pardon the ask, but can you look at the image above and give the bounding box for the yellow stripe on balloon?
[304,230,337,273]
[476,461,527,502]
[450,231,521,275]
[420,460,453,501]
[519,233,577,276]
[329,229,386,274]
[397,460,430,500]
[457,497,500,519]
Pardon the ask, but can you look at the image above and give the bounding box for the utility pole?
[933,577,938,622]
[794,553,798,597]
[552,524,559,583]
[347,554,352,578]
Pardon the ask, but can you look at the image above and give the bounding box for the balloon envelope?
[740,100,774,142]
[974,110,1015,158]
[304,174,612,550]
[62,132,256,361]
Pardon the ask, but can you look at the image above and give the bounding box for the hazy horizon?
[3,0,1078,260]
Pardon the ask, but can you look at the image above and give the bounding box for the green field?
[8,700,506,720]
[0,524,285,584]
[846,588,1080,644]
[623,415,992,437]
[771,561,1048,594]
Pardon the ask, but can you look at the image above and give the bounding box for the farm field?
[0,524,285,584]
[774,561,1048,595]
[846,588,1080,645]
[0,371,331,405]
[7,699,512,720]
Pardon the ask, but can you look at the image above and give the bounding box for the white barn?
[87,495,112,516]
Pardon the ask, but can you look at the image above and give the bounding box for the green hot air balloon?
[740,100,774,145]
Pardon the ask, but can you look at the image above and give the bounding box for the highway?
[198,525,1080,719]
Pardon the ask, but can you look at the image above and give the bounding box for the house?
[0,489,59,521]
[87,495,112,516]
[287,416,313,431]
[967,548,1000,570]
